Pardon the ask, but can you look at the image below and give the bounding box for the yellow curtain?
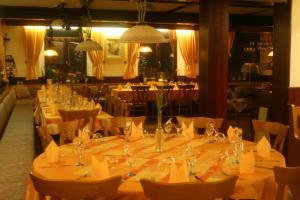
[83,28,104,80]
[0,21,6,78]
[24,26,46,80]
[176,30,198,78]
[124,43,140,79]
[228,32,236,57]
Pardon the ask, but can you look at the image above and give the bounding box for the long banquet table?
[34,89,113,126]
[26,135,285,200]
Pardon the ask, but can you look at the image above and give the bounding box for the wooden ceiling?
[0,0,288,28]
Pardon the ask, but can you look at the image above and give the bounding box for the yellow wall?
[290,0,300,87]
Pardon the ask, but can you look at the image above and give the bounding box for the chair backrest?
[274,166,300,200]
[252,120,289,153]
[105,95,120,115]
[176,116,224,132]
[58,108,99,132]
[177,84,195,101]
[30,172,122,200]
[38,120,81,146]
[140,176,238,200]
[99,116,146,136]
[131,85,150,105]
[157,85,174,105]
[290,104,300,140]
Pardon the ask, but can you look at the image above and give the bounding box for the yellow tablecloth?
[26,135,285,200]
[34,90,112,126]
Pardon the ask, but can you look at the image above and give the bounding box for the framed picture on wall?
[105,38,124,59]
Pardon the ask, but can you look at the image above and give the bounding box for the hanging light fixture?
[75,0,102,51]
[120,0,165,43]
[75,27,102,51]
[45,27,59,57]
[139,45,152,53]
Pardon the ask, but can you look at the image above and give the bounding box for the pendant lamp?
[120,0,165,43]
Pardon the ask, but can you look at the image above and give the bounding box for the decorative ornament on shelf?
[120,0,166,43]
[75,0,102,51]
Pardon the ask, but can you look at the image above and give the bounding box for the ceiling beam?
[0,6,198,24]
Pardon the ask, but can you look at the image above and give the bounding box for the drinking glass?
[73,137,84,166]
[123,121,132,142]
[164,121,173,137]
[205,122,216,143]
[126,156,135,177]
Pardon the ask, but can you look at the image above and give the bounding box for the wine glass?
[126,156,135,177]
[123,121,132,142]
[164,121,173,138]
[205,121,216,143]
[73,137,84,166]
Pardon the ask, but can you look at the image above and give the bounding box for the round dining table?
[25,135,285,200]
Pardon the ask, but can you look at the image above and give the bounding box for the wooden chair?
[273,166,300,200]
[99,116,146,136]
[140,176,238,200]
[290,104,300,140]
[252,120,289,153]
[176,116,224,134]
[174,84,195,116]
[37,120,81,146]
[30,172,122,200]
[130,85,150,116]
[58,108,99,132]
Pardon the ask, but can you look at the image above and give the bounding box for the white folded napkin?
[227,125,235,142]
[117,84,123,90]
[194,83,199,89]
[95,103,102,112]
[256,136,271,158]
[173,84,179,90]
[169,161,189,183]
[182,121,195,139]
[227,126,242,142]
[91,156,110,179]
[131,122,144,139]
[78,128,90,142]
[240,151,255,174]
[45,141,60,163]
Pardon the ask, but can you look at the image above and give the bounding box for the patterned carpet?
[0,99,34,200]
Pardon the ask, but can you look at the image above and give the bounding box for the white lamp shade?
[44,49,58,57]
[268,51,273,57]
[139,46,152,53]
[120,25,166,43]
[75,39,103,51]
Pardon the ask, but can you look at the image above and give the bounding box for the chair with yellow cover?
[252,120,289,153]
[30,172,122,200]
[140,176,238,200]
[58,108,99,132]
[176,116,224,134]
[98,116,146,136]
[273,166,300,200]
[290,104,300,140]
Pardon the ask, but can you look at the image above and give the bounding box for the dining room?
[0,0,300,200]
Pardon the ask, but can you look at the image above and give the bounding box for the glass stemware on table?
[73,137,85,166]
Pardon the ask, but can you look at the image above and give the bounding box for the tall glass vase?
[155,89,164,152]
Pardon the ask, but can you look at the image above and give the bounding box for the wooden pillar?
[198,0,229,122]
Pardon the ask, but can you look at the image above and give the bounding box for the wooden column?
[198,0,229,122]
